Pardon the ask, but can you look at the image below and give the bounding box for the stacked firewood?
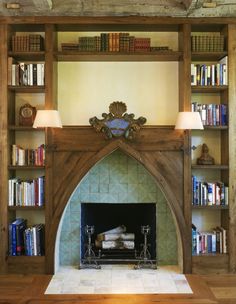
[95,225,135,250]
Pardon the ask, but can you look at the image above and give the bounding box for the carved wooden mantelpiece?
[45,126,191,274]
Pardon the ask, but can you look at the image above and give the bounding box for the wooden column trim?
[0,24,9,273]
[228,24,236,273]
[179,23,192,273]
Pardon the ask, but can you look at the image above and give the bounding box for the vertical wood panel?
[45,24,58,109]
[179,23,191,111]
[228,24,236,273]
[179,23,192,273]
[0,24,9,273]
[44,24,58,273]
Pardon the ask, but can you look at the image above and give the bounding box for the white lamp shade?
[33,110,62,128]
[175,112,204,130]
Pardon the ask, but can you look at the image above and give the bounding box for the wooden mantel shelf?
[56,51,182,62]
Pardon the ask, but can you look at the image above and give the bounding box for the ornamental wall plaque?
[89,102,146,140]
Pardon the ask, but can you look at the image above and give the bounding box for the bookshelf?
[0,17,236,275]
[190,24,232,274]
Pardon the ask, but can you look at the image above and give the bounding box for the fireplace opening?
[81,203,156,264]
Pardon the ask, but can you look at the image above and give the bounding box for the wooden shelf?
[8,165,45,170]
[7,255,45,274]
[8,51,45,61]
[191,164,229,170]
[193,253,228,257]
[8,125,44,131]
[192,85,228,93]
[192,205,229,210]
[56,51,182,62]
[8,85,45,93]
[8,206,44,210]
[191,51,227,61]
[204,125,228,130]
[192,253,229,274]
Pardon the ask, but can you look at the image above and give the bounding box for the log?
[97,225,126,241]
[98,233,135,241]
[95,240,135,250]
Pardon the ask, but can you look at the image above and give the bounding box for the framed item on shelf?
[19,103,36,126]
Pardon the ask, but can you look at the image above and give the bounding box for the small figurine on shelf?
[197,143,215,165]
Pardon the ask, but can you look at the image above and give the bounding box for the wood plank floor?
[0,274,235,304]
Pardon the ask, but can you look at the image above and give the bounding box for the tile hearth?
[45,265,192,294]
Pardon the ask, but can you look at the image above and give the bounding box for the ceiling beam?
[182,0,194,10]
[32,0,53,10]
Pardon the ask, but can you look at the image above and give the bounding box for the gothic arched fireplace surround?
[45,126,191,274]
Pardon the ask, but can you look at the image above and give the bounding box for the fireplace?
[81,203,156,264]
[56,149,179,271]
[48,126,189,274]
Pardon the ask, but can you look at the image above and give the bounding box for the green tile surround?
[59,150,178,266]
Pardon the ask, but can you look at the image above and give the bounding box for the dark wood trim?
[7,86,45,93]
[191,164,229,170]
[8,165,45,170]
[192,205,229,210]
[56,51,182,62]
[192,86,228,93]
[228,24,236,273]
[1,16,236,26]
[0,24,9,274]
[8,206,45,210]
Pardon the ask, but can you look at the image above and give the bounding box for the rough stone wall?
[1,0,236,17]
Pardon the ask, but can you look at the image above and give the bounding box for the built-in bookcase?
[190,24,231,274]
[0,17,236,275]
[6,25,46,273]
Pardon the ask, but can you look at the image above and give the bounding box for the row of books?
[191,102,227,126]
[192,224,227,255]
[61,33,170,53]
[8,176,45,207]
[9,218,45,256]
[8,58,45,86]
[192,176,228,206]
[191,56,228,86]
[191,35,225,52]
[11,144,45,166]
[11,34,44,52]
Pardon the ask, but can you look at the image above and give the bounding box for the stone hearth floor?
[45,265,193,294]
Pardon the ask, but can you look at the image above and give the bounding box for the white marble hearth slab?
[45,265,192,294]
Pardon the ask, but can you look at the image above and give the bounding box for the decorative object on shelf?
[175,111,204,130]
[19,103,36,126]
[33,110,62,128]
[134,225,157,270]
[89,101,146,140]
[197,143,215,165]
[81,225,101,269]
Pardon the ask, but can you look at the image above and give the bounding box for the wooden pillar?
[0,24,9,273]
[44,24,58,274]
[228,24,236,273]
[178,23,192,273]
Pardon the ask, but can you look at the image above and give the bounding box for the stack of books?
[192,176,228,206]
[192,224,227,255]
[60,32,171,53]
[191,35,224,52]
[8,218,45,256]
[61,43,79,51]
[191,102,227,126]
[11,34,44,52]
[191,56,228,86]
[11,144,45,166]
[8,58,45,86]
[8,176,45,207]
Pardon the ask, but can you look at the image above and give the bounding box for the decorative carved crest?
[89,102,146,140]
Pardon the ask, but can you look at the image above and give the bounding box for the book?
[9,218,27,256]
